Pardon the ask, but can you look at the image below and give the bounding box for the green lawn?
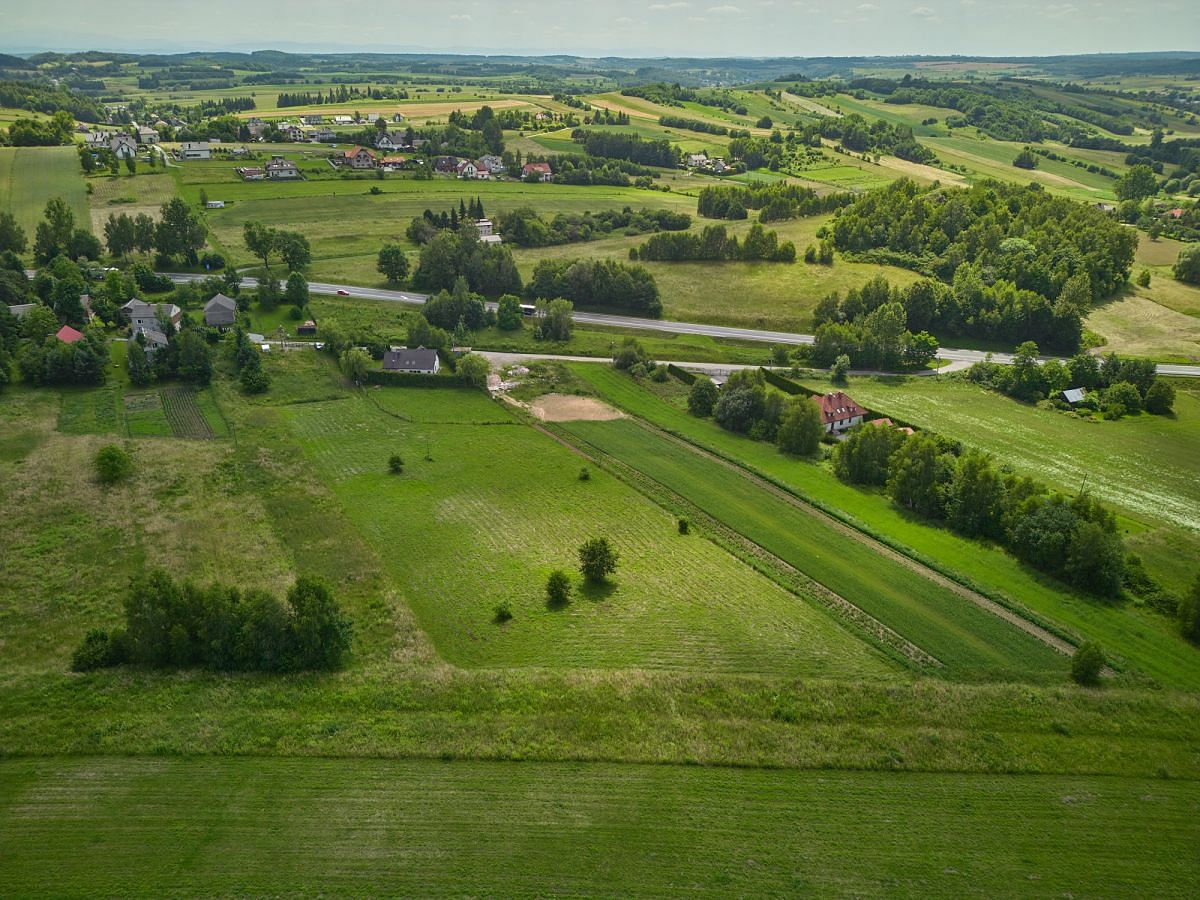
[282,387,892,677]
[0,146,91,237]
[2,756,1196,898]
[570,364,1200,689]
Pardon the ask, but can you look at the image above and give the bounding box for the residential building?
[816,391,867,433]
[456,160,479,179]
[475,219,502,244]
[476,154,505,175]
[121,300,182,332]
[333,115,354,125]
[238,166,266,181]
[375,131,409,151]
[283,124,305,142]
[521,161,553,182]
[383,347,440,375]
[433,156,460,174]
[266,156,300,179]
[180,141,211,160]
[686,152,708,168]
[7,303,36,319]
[300,114,324,125]
[339,146,378,169]
[312,128,336,142]
[110,134,138,159]
[136,126,159,145]
[134,326,170,357]
[380,155,407,170]
[55,325,85,344]
[203,293,238,330]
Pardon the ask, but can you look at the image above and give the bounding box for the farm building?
[205,200,225,209]
[180,141,211,160]
[238,166,265,181]
[380,155,407,171]
[297,320,318,335]
[521,161,553,181]
[816,391,867,434]
[383,347,440,375]
[204,294,238,330]
[1062,388,1088,405]
[54,325,85,344]
[475,219,502,244]
[7,303,36,319]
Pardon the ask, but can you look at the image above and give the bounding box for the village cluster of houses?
[684,152,734,175]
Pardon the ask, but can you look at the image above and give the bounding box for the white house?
[456,160,479,179]
[816,391,867,434]
[382,347,440,375]
[180,141,211,160]
[110,134,138,159]
[122,300,182,333]
[136,126,159,145]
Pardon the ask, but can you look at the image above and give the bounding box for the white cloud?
[449,13,472,21]
[857,2,879,9]
[708,3,743,11]
[649,1,690,8]
[910,5,937,16]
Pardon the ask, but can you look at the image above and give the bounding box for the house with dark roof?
[134,326,170,356]
[433,156,460,174]
[204,293,238,330]
[815,391,867,434]
[265,156,300,179]
[55,324,85,344]
[122,299,182,332]
[382,347,440,375]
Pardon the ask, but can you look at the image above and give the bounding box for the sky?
[3,0,1198,57]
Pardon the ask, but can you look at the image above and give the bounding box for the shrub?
[677,518,689,535]
[388,454,404,474]
[1180,576,1200,644]
[578,466,590,481]
[578,537,619,583]
[1144,380,1175,415]
[1070,641,1105,686]
[546,570,572,606]
[94,444,132,484]
[831,354,850,384]
[1104,381,1142,415]
[493,601,513,623]
[70,628,126,672]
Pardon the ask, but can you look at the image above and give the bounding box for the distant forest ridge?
[4,50,1200,87]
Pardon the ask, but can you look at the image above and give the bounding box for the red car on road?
[336,289,350,296]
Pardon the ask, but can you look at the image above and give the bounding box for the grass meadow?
[0,146,90,237]
[282,387,893,677]
[570,364,1200,689]
[2,756,1196,898]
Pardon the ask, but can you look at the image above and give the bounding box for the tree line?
[72,570,352,673]
[697,182,854,222]
[632,223,796,263]
[494,206,690,248]
[571,131,680,168]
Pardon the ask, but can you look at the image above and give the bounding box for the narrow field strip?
[560,413,1067,680]
[545,421,942,670]
[1,757,1195,898]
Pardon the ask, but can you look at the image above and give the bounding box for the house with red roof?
[522,161,553,182]
[55,324,85,344]
[338,146,377,169]
[815,391,867,434]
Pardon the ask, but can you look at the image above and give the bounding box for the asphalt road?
[163,273,1200,377]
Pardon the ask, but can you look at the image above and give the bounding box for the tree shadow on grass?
[578,579,618,603]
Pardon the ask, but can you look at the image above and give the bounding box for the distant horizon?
[4,47,1200,61]
[5,0,1199,59]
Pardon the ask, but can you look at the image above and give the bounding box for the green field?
[0,146,90,237]
[282,387,892,677]
[2,756,1196,898]
[569,364,1200,689]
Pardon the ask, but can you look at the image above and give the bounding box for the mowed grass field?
[560,415,1067,681]
[570,365,1200,689]
[2,757,1196,899]
[282,387,892,677]
[85,171,177,232]
[0,146,90,237]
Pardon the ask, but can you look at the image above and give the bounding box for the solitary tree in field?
[244,221,277,269]
[546,570,572,607]
[94,444,132,485]
[1012,148,1037,170]
[388,454,404,474]
[1071,642,1105,686]
[578,537,619,583]
[831,354,851,384]
[377,244,410,283]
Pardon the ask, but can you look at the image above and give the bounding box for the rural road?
[151,273,1198,377]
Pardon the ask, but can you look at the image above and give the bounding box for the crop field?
[571,364,1200,689]
[2,757,1197,899]
[1087,290,1200,363]
[557,411,1067,681]
[283,387,892,677]
[160,386,228,439]
[0,146,90,237]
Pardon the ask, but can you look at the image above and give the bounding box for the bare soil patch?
[530,393,624,422]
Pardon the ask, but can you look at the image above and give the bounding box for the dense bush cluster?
[816,113,935,163]
[496,206,690,247]
[633,223,795,263]
[966,343,1174,418]
[658,115,747,137]
[71,570,353,673]
[685,368,825,453]
[834,425,1128,597]
[829,180,1137,350]
[526,258,661,317]
[697,183,853,221]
